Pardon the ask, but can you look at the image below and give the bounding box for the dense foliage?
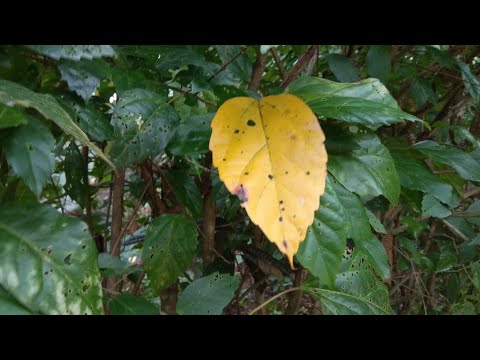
[0,45,479,315]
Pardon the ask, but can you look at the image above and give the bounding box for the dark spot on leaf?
[282,208,285,211]
[234,129,240,134]
[64,254,72,265]
[223,158,226,161]
[285,171,289,175]
[293,214,296,218]
[247,119,256,126]
[244,172,249,175]
[43,271,49,276]
[268,174,273,180]
[279,217,283,222]
[279,200,284,205]
[282,240,288,249]
[306,171,310,175]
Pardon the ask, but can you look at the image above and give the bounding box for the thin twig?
[167,85,217,107]
[441,219,469,242]
[208,46,248,81]
[249,287,301,315]
[184,156,218,174]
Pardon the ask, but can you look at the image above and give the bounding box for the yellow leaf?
[209,94,328,267]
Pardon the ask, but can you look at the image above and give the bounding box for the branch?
[106,167,125,294]
[201,152,216,268]
[248,50,268,92]
[270,48,286,80]
[139,160,166,217]
[280,45,318,89]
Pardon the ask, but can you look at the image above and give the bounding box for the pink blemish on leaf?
[232,184,248,207]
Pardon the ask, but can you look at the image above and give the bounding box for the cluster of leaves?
[0,45,479,315]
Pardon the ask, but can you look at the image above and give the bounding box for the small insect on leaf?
[209,94,328,267]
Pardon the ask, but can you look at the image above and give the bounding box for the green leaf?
[411,77,436,108]
[0,79,115,170]
[165,170,203,219]
[309,288,392,314]
[412,140,480,182]
[390,149,460,208]
[328,131,400,204]
[58,59,107,101]
[436,242,457,272]
[216,45,252,83]
[166,113,214,156]
[0,104,28,129]
[308,251,393,315]
[64,142,88,208]
[451,126,480,150]
[465,200,480,226]
[0,285,32,314]
[400,215,429,239]
[366,209,387,234]
[356,235,391,279]
[457,61,480,103]
[327,54,359,82]
[28,45,115,61]
[109,294,158,315]
[451,301,476,315]
[110,89,178,166]
[296,176,349,288]
[2,117,55,197]
[332,180,371,242]
[75,105,113,142]
[177,272,240,315]
[422,194,452,219]
[332,181,390,278]
[97,253,134,277]
[0,203,104,314]
[365,46,391,82]
[288,76,423,130]
[142,214,198,292]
